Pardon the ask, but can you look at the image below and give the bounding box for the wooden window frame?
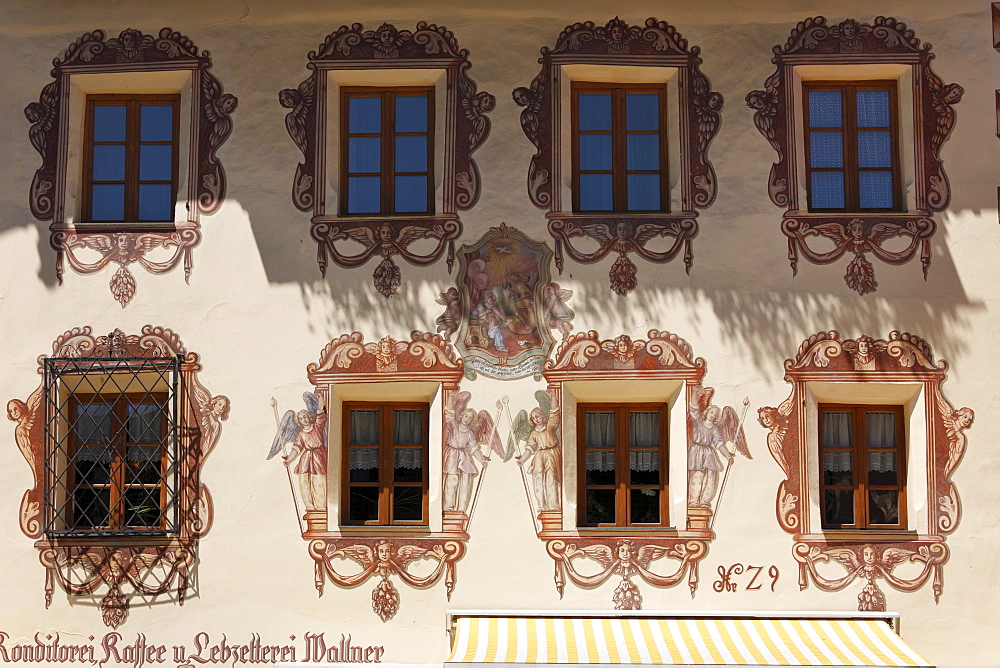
[803,81,902,214]
[67,392,170,532]
[819,403,906,531]
[81,94,181,226]
[339,87,436,218]
[341,401,430,527]
[576,402,669,528]
[571,83,669,214]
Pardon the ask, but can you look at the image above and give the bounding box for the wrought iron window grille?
[43,356,182,538]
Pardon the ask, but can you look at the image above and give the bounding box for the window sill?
[55,220,190,234]
[36,535,189,549]
[797,530,923,543]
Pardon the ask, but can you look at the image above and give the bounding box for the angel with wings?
[513,391,562,512]
[270,392,328,512]
[687,388,750,509]
[442,391,502,514]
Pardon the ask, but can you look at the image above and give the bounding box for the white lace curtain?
[349,409,423,470]
[585,411,659,471]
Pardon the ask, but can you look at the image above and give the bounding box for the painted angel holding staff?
[269,392,328,513]
[442,391,503,515]
[687,388,751,510]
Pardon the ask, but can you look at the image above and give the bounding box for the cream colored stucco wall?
[0,2,998,667]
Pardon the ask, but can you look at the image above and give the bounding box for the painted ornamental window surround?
[759,331,973,612]
[529,329,753,609]
[514,17,723,296]
[746,16,963,296]
[279,331,467,622]
[279,22,495,298]
[8,326,229,629]
[25,28,237,308]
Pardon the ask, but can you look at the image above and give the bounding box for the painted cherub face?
[7,399,24,422]
[706,406,721,424]
[459,409,476,428]
[377,542,391,561]
[530,408,545,428]
[857,338,870,356]
[758,407,776,428]
[297,410,314,428]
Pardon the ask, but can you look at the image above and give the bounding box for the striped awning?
[446,617,932,667]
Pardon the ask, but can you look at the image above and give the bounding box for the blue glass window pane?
[347,176,380,214]
[578,94,612,131]
[395,136,428,172]
[626,93,659,131]
[579,173,612,210]
[395,95,428,133]
[348,137,380,173]
[857,130,892,168]
[809,131,843,168]
[93,105,126,142]
[92,145,125,181]
[138,184,172,220]
[348,97,381,133]
[856,90,890,127]
[139,145,172,181]
[859,171,894,208]
[395,175,429,213]
[627,174,660,211]
[808,90,842,128]
[627,134,660,171]
[91,184,125,220]
[810,172,845,209]
[579,134,612,171]
[140,105,174,141]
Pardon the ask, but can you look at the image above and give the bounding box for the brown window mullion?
[124,100,141,222]
[615,406,628,526]
[843,88,861,212]
[383,91,395,216]
[379,405,392,525]
[612,90,628,212]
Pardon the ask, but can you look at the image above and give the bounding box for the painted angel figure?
[270,392,328,512]
[687,388,750,509]
[442,391,502,514]
[512,391,562,512]
[542,282,574,340]
[434,287,462,342]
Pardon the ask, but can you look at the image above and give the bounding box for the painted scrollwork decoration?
[309,539,464,622]
[514,17,723,294]
[761,331,972,610]
[547,538,707,606]
[746,16,962,295]
[25,28,237,306]
[8,326,229,627]
[793,542,948,611]
[280,22,495,296]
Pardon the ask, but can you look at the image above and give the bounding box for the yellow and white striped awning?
[447,617,931,667]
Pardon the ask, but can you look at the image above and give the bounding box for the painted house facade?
[1,1,998,667]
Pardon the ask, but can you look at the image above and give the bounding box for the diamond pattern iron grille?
[43,357,181,538]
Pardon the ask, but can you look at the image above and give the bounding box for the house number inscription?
[712,564,780,593]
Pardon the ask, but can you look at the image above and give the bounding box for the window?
[343,402,429,526]
[341,88,434,216]
[804,83,900,212]
[44,356,179,537]
[83,94,180,224]
[514,17,722,295]
[279,22,494,297]
[747,16,963,295]
[572,84,668,213]
[578,403,668,527]
[819,404,905,530]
